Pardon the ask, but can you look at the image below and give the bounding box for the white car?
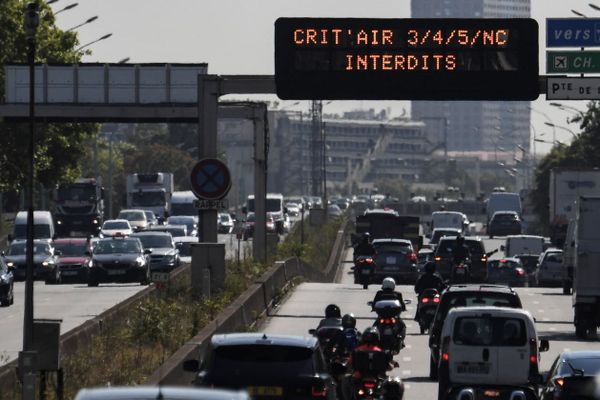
[438,306,549,398]
[285,202,301,217]
[117,209,148,232]
[100,219,133,237]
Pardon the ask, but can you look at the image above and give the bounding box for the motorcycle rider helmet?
[382,277,396,291]
[424,261,436,274]
[342,313,356,329]
[362,232,371,242]
[381,377,405,400]
[456,234,464,245]
[361,327,380,345]
[325,304,341,318]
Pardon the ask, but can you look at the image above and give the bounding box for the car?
[243,212,255,240]
[148,224,188,238]
[371,238,418,283]
[0,256,14,306]
[167,216,198,237]
[428,284,523,380]
[433,236,491,282]
[132,231,180,272]
[100,219,133,238]
[334,197,350,210]
[417,248,434,273]
[488,211,522,238]
[535,248,564,287]
[285,202,301,217]
[438,307,548,400]
[487,257,528,287]
[87,236,151,287]
[143,210,159,227]
[540,350,600,400]
[5,239,62,284]
[514,254,539,287]
[218,213,234,234]
[173,236,198,264]
[327,204,343,218]
[430,228,462,246]
[183,333,337,399]
[52,238,93,282]
[117,209,148,232]
[74,386,249,400]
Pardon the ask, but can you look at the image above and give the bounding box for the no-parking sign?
[190,158,232,200]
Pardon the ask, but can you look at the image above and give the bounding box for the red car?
[52,238,93,282]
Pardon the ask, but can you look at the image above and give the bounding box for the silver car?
[535,248,564,287]
[75,386,249,400]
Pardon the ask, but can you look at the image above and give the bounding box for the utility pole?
[311,100,323,198]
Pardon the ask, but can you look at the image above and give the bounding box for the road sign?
[275,18,539,100]
[547,77,600,100]
[193,199,229,210]
[190,158,231,200]
[547,19,600,48]
[151,272,169,283]
[547,51,600,73]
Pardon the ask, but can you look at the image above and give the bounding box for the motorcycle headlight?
[42,261,50,267]
[92,219,98,225]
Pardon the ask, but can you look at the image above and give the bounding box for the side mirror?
[54,250,62,256]
[429,336,438,349]
[367,301,373,307]
[284,207,288,214]
[404,299,412,305]
[308,329,316,336]
[144,249,153,255]
[500,245,505,252]
[539,339,550,352]
[182,359,200,372]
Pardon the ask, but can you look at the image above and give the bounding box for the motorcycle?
[309,325,345,365]
[346,350,398,400]
[355,255,375,289]
[450,259,471,284]
[369,299,407,354]
[416,288,440,334]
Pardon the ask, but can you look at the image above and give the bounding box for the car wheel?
[489,235,494,239]
[0,296,9,307]
[575,324,587,339]
[9,288,14,305]
[87,280,99,287]
[429,356,438,380]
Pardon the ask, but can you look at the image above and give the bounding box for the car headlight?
[92,219,98,225]
[6,262,14,268]
[42,261,50,267]
[135,257,145,267]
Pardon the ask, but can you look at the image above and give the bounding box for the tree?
[0,0,98,194]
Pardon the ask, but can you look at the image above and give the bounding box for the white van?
[438,307,548,397]
[10,211,56,242]
[430,211,469,235]
[503,235,544,258]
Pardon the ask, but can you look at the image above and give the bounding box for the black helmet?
[424,261,436,274]
[456,234,464,244]
[362,232,371,242]
[381,377,405,400]
[362,327,380,345]
[342,313,356,329]
[325,304,341,318]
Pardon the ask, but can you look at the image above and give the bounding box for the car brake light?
[409,253,417,262]
[516,268,525,276]
[435,256,441,262]
[433,296,440,303]
[441,336,451,362]
[311,386,328,397]
[365,258,373,264]
[421,297,430,303]
[364,382,376,389]
[379,318,385,324]
[553,378,564,387]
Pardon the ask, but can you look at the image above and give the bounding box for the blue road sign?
[190,158,231,200]
[547,18,600,48]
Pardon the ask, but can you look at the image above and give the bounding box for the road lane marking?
[537,309,545,313]
[533,301,540,305]
[550,327,556,331]
[402,370,411,375]
[403,356,412,362]
[405,384,411,390]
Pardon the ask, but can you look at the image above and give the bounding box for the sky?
[50,0,597,155]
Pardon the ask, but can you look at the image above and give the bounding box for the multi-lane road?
[263,238,600,400]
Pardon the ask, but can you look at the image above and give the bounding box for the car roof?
[488,257,521,263]
[492,210,518,216]
[446,306,533,319]
[543,248,563,253]
[11,239,52,245]
[433,228,462,232]
[438,236,483,242]
[561,350,600,360]
[211,333,317,349]
[96,236,140,244]
[364,208,398,216]
[506,235,543,240]
[173,236,198,243]
[445,284,517,294]
[132,231,172,237]
[75,386,248,400]
[52,238,89,244]
[103,219,130,224]
[372,238,412,244]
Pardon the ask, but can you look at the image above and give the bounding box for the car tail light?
[364,381,376,389]
[409,253,417,262]
[435,256,441,262]
[311,385,328,397]
[480,257,487,262]
[365,258,373,264]
[516,268,525,276]
[433,296,440,303]
[528,338,539,380]
[553,378,564,387]
[441,336,451,362]
[421,297,430,304]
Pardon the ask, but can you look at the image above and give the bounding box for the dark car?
[540,351,600,400]
[184,333,336,399]
[434,236,491,281]
[132,231,180,272]
[514,254,539,286]
[243,213,255,241]
[52,238,92,282]
[167,216,197,237]
[0,256,14,306]
[87,236,151,287]
[371,238,418,283]
[148,224,188,238]
[5,239,62,284]
[488,211,522,238]
[428,284,523,380]
[487,257,528,287]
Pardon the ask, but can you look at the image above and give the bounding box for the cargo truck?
[572,196,600,339]
[126,173,174,218]
[53,178,104,237]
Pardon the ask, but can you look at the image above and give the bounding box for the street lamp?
[66,15,98,32]
[590,3,600,11]
[54,1,78,14]
[118,57,130,64]
[75,33,112,51]
[571,9,588,17]
[544,122,578,139]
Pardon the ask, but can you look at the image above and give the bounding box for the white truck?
[572,196,600,339]
[126,173,174,218]
[244,193,287,235]
[549,168,600,247]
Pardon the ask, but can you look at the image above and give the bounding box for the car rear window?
[516,256,538,272]
[558,358,600,376]
[212,345,315,378]
[494,213,519,221]
[453,317,526,346]
[374,243,411,254]
[489,260,520,270]
[544,252,563,264]
[465,240,484,254]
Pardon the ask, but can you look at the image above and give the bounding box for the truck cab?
[126,173,174,218]
[53,178,104,237]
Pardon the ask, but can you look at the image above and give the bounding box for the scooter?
[309,325,345,365]
[416,288,440,334]
[355,256,375,289]
[369,299,409,354]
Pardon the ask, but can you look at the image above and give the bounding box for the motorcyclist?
[452,234,471,266]
[340,313,360,354]
[414,262,445,320]
[346,327,394,379]
[354,232,376,258]
[317,304,342,329]
[371,277,407,344]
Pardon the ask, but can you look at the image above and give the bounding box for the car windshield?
[131,191,165,207]
[544,252,563,264]
[374,243,411,254]
[432,230,459,244]
[495,213,519,221]
[135,235,172,249]
[93,240,141,254]
[52,242,88,257]
[516,256,538,272]
[559,358,600,376]
[167,218,195,232]
[219,215,230,222]
[489,259,521,270]
[8,242,52,256]
[13,224,51,239]
[211,345,314,378]
[453,317,526,346]
[103,221,129,230]
[144,211,155,220]
[118,211,145,221]
[175,241,193,257]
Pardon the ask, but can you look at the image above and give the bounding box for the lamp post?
[54,1,77,14]
[75,33,112,52]
[66,15,98,32]
[571,9,588,17]
[544,122,578,139]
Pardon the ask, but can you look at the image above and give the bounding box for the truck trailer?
[126,173,174,218]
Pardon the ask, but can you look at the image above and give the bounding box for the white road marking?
[402,370,411,375]
[537,309,545,313]
[403,356,412,362]
[550,327,556,331]
[533,301,540,305]
[405,384,411,390]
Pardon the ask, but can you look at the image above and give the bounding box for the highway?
[262,237,600,400]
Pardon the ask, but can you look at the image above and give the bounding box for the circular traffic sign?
[190,158,232,200]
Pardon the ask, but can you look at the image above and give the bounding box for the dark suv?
[488,211,522,238]
[428,284,523,380]
[434,236,491,282]
[184,333,336,399]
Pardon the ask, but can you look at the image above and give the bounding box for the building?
[410,0,532,154]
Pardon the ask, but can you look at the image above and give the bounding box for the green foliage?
[0,0,98,192]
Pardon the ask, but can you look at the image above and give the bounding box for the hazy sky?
[52,0,597,154]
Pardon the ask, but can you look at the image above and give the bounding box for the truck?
[53,178,104,237]
[126,173,174,218]
[549,168,600,247]
[572,196,600,339]
[244,193,286,235]
[353,208,423,250]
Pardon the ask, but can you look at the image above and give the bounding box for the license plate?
[383,328,393,335]
[456,268,466,275]
[361,270,371,275]
[247,386,283,396]
[70,231,85,236]
[456,363,490,374]
[425,308,436,315]
[384,266,398,271]
[386,256,396,264]
[62,271,78,276]
[107,270,126,275]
